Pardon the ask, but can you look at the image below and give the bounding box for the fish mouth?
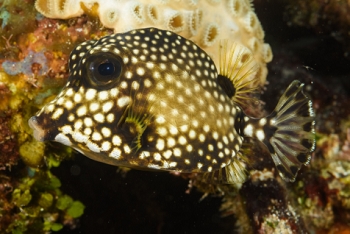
[28,116,48,142]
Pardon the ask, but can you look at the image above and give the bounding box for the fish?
[28,27,316,183]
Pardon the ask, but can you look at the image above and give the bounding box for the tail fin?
[265,80,316,181]
[244,80,316,182]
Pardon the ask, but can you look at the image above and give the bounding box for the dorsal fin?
[218,41,260,107]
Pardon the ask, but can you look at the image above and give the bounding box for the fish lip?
[28,116,46,142]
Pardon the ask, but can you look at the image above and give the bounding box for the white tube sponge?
[163,9,185,32]
[98,0,120,28]
[35,0,83,18]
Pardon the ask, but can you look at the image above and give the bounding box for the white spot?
[186,144,193,152]
[136,67,145,76]
[68,114,75,122]
[244,124,254,137]
[98,91,109,101]
[173,148,181,157]
[190,120,198,128]
[101,127,111,137]
[94,113,105,123]
[92,132,102,141]
[147,164,160,169]
[87,141,100,153]
[146,62,154,69]
[101,141,111,151]
[197,162,203,169]
[189,130,196,139]
[178,136,187,145]
[157,127,167,136]
[77,105,87,116]
[84,117,93,127]
[84,128,92,135]
[72,131,88,143]
[110,88,119,97]
[156,139,165,151]
[163,150,172,159]
[124,145,131,154]
[110,149,121,159]
[120,81,129,89]
[180,125,188,132]
[259,118,267,126]
[125,71,132,79]
[102,101,114,113]
[74,120,83,130]
[143,151,150,157]
[64,100,73,110]
[55,133,72,146]
[74,93,82,103]
[167,137,176,147]
[223,136,229,144]
[52,108,64,120]
[89,102,99,112]
[171,108,179,116]
[199,134,205,142]
[169,125,178,135]
[154,153,162,161]
[156,115,166,124]
[46,104,55,113]
[256,129,265,141]
[107,113,115,123]
[61,125,72,134]
[117,96,130,107]
[112,135,122,146]
[144,79,152,87]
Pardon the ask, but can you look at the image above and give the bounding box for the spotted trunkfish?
[28,27,316,183]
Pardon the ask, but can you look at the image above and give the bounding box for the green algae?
[19,140,45,168]
[5,163,85,233]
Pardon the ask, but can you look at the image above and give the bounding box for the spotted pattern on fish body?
[30,28,243,174]
[29,28,315,183]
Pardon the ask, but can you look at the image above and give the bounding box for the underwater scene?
[0,0,349,233]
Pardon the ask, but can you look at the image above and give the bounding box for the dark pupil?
[98,62,115,76]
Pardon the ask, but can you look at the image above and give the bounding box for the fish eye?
[86,53,123,87]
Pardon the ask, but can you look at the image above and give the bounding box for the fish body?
[29,28,315,183]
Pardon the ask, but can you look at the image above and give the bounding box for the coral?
[34,0,272,86]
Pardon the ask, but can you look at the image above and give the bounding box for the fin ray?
[266,80,315,181]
